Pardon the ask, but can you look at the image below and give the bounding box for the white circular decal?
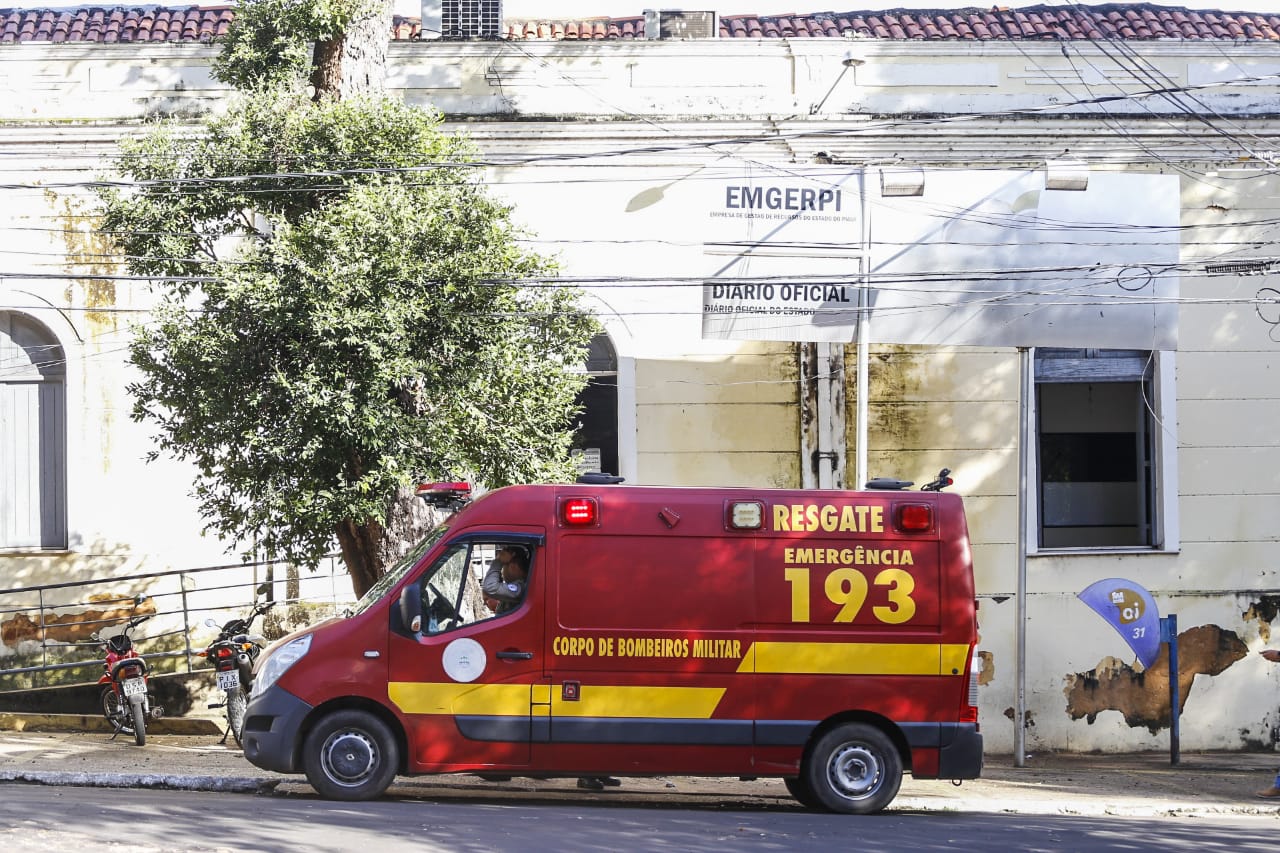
[442,638,487,683]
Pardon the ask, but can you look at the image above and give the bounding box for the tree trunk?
[335,516,385,599]
[286,563,300,601]
[336,486,442,599]
[310,3,393,100]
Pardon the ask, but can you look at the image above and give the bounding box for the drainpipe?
[800,343,820,490]
[855,167,871,490]
[800,341,847,490]
[1015,346,1030,767]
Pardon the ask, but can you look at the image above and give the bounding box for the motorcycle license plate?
[216,670,240,691]
[122,677,147,698]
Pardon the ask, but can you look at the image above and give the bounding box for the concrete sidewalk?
[1,714,1278,816]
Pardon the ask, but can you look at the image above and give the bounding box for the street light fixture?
[881,167,926,197]
[811,53,866,115]
[1045,159,1089,191]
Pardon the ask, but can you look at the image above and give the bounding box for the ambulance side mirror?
[400,582,424,633]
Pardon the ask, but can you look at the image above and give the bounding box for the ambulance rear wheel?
[784,776,827,811]
[804,723,902,814]
[303,710,399,801]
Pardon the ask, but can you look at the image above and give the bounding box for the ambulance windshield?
[346,524,449,617]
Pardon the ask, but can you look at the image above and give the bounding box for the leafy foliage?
[213,0,382,90]
[98,93,596,573]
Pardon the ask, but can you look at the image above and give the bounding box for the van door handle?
[497,651,533,660]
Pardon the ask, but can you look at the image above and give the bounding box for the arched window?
[571,333,619,478]
[1,312,67,549]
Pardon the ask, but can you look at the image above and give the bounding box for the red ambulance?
[242,480,982,814]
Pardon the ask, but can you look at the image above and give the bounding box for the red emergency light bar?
[415,482,472,509]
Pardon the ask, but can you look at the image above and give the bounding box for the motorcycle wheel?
[226,687,249,747]
[100,686,134,735]
[131,700,146,746]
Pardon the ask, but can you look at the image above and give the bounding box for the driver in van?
[482,546,528,614]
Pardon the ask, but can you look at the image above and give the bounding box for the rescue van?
[242,478,983,814]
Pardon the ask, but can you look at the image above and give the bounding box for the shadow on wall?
[0,671,212,719]
[0,537,143,604]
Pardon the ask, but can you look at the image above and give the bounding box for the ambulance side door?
[386,535,545,772]
[538,498,758,776]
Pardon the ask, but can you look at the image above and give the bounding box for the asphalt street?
[1,782,1278,853]
[2,718,1280,818]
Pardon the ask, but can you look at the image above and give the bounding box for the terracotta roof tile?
[0,4,1276,45]
[0,5,238,44]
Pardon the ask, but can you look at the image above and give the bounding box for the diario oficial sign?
[701,168,864,343]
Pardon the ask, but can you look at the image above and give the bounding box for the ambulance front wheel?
[302,709,399,801]
[804,722,903,814]
[784,776,826,810]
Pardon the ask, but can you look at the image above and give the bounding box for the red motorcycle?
[94,613,162,745]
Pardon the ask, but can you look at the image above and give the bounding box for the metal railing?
[0,555,356,691]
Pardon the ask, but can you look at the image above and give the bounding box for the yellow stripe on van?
[389,682,533,716]
[739,642,972,676]
[550,686,726,719]
[389,682,727,719]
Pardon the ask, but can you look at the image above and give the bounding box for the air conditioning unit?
[644,9,719,39]
[425,0,503,40]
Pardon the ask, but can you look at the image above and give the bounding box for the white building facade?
[1,4,1279,753]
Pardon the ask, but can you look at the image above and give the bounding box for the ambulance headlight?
[251,634,312,699]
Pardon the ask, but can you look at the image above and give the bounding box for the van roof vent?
[644,9,719,39]
[577,472,626,485]
[865,478,914,491]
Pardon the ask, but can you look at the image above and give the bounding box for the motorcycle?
[94,611,162,746]
[199,599,274,745]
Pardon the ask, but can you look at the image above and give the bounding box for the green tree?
[98,5,596,597]
[213,0,391,99]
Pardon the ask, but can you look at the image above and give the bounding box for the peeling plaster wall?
[1064,626,1247,734]
[970,593,1280,753]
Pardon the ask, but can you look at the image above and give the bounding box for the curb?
[0,769,277,793]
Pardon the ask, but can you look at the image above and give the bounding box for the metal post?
[179,572,193,674]
[816,341,836,490]
[855,167,871,489]
[1015,347,1030,767]
[38,588,48,680]
[1164,613,1180,765]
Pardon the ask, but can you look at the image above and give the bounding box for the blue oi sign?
[1077,578,1162,669]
